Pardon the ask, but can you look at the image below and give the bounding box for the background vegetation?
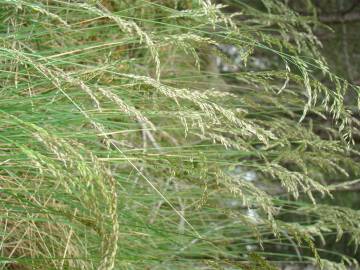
[0,0,359,269]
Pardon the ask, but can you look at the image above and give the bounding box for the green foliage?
[0,0,359,269]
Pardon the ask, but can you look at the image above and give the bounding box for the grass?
[0,0,360,269]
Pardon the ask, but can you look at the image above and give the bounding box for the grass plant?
[0,0,360,269]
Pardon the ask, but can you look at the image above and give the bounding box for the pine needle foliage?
[0,0,359,269]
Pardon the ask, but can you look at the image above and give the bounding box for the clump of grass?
[0,0,360,269]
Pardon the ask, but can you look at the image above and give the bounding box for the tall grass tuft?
[0,0,360,269]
